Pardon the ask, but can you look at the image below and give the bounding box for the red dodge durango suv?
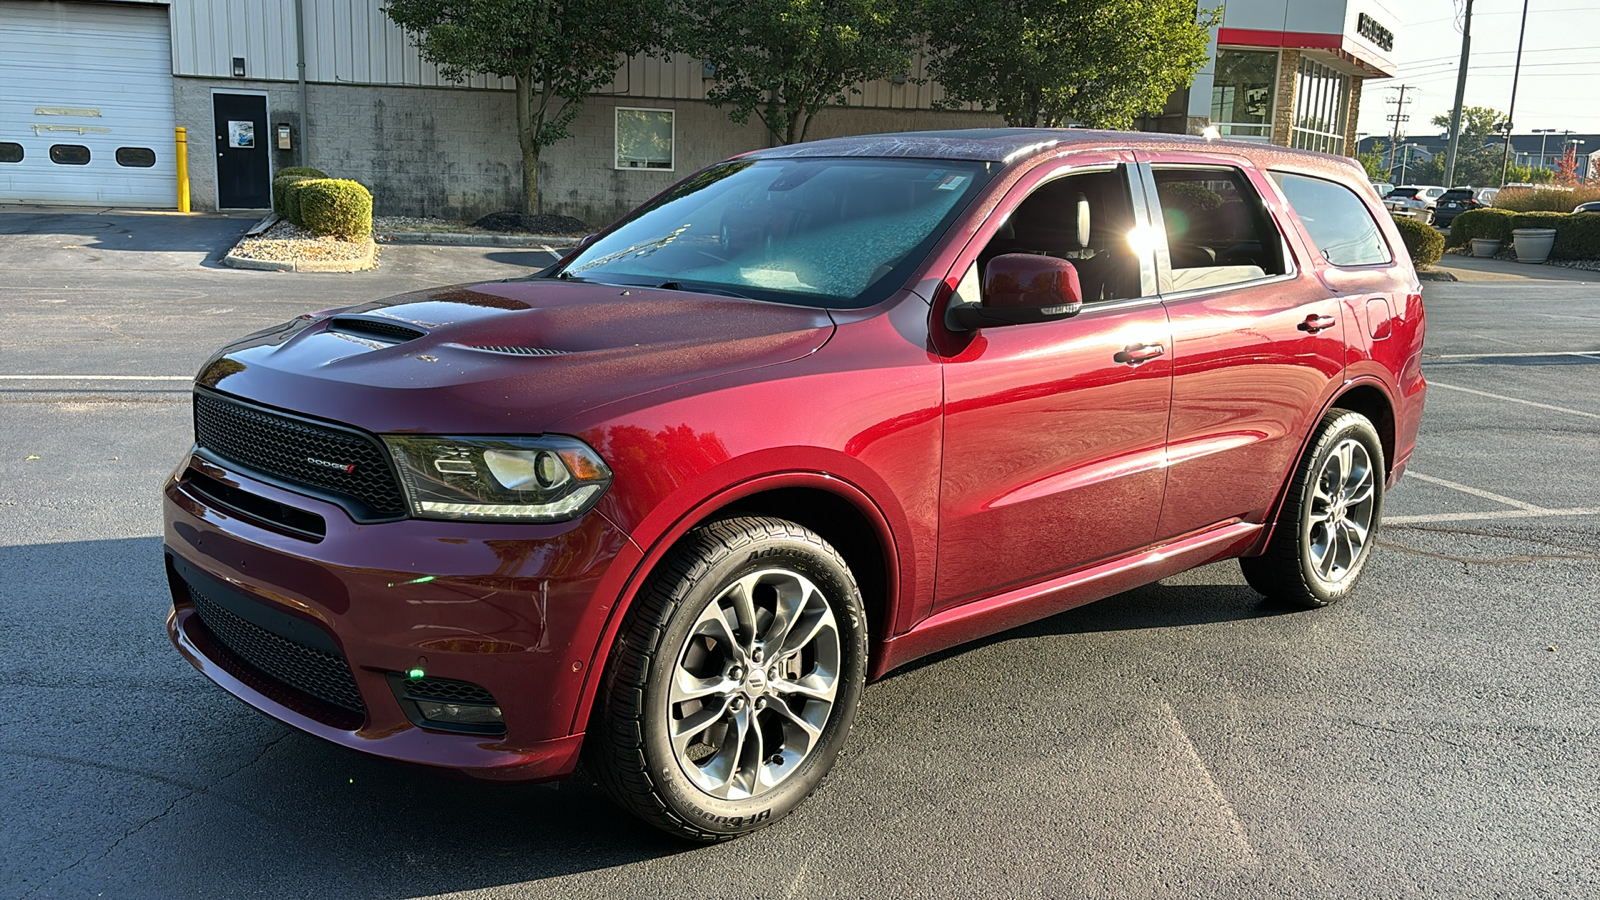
[164,129,1426,840]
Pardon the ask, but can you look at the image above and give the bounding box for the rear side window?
[1272,172,1392,268]
[1152,166,1288,293]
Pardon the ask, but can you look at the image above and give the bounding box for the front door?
[934,158,1172,610]
[213,93,269,208]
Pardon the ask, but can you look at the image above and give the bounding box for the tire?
[588,516,868,841]
[1241,410,1385,609]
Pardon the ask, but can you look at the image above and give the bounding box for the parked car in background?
[1575,200,1600,214]
[1385,185,1447,224]
[1371,181,1394,198]
[1434,187,1497,227]
[162,129,1427,841]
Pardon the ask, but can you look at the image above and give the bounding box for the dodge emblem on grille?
[307,457,357,474]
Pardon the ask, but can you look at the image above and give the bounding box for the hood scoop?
[327,317,428,343]
[468,345,569,356]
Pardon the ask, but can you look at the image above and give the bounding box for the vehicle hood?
[197,279,835,434]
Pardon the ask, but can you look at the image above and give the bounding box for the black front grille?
[469,345,568,356]
[193,390,407,520]
[187,583,366,715]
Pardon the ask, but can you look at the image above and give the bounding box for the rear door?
[1135,152,1345,541]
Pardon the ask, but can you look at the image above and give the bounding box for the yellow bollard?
[175,127,191,213]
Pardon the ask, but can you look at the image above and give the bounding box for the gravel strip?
[230,220,376,265]
[1444,246,1600,270]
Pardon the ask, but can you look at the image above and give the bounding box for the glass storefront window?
[1290,58,1350,155]
[1211,49,1276,141]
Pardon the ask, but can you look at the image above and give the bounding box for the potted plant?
[1511,213,1562,264]
[1469,238,1501,257]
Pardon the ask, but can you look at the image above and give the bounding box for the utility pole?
[1498,0,1531,186]
[1443,0,1474,187]
[1387,85,1413,178]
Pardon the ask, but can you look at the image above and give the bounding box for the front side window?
[554,156,992,309]
[1152,166,1288,293]
[1272,172,1391,267]
[1211,49,1277,141]
[976,167,1144,303]
[616,108,674,170]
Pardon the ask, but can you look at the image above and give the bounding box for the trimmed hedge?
[279,176,327,227]
[298,178,373,240]
[1391,214,1444,266]
[1509,211,1567,232]
[1551,213,1600,260]
[272,174,310,217]
[1443,208,1515,248]
[275,166,328,179]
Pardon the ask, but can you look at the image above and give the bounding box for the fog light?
[415,700,503,726]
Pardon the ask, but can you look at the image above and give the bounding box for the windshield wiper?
[655,281,753,300]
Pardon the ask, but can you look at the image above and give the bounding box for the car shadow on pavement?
[0,536,692,897]
[890,571,1303,679]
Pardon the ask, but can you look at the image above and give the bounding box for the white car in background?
[1385,185,1447,224]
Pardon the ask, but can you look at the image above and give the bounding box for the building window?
[49,144,91,165]
[616,108,674,170]
[116,147,157,168]
[1211,49,1276,141]
[1290,58,1350,155]
[0,142,22,163]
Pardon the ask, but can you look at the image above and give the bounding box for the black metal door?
[213,93,270,208]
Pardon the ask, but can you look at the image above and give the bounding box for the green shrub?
[298,178,373,240]
[280,177,328,227]
[1509,211,1567,233]
[1552,213,1600,260]
[1391,214,1444,267]
[272,174,309,217]
[275,165,328,179]
[1443,208,1515,248]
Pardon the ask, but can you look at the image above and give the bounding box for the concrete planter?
[1512,228,1557,264]
[1469,238,1501,258]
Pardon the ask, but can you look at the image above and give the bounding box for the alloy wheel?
[1307,437,1377,583]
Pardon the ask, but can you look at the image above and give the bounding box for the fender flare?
[567,470,901,735]
[1248,374,1398,553]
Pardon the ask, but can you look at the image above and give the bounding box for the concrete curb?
[1417,268,1458,282]
[222,238,378,273]
[244,212,279,237]
[376,231,581,248]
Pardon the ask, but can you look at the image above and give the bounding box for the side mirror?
[947,253,1084,331]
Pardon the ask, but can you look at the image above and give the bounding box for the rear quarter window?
[1272,172,1393,268]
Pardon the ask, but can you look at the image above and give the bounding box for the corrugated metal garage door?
[0,1,177,207]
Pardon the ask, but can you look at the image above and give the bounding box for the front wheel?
[588,517,868,841]
[1241,410,1385,608]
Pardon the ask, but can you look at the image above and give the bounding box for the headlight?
[383,435,612,522]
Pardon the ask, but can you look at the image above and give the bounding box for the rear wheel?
[588,517,868,841]
[1241,410,1385,608]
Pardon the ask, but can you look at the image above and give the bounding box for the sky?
[1355,0,1600,143]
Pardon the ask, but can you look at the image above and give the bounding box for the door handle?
[1299,314,1337,334]
[1114,343,1166,365]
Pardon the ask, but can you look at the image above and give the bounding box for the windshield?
[1441,189,1473,200]
[549,157,993,308]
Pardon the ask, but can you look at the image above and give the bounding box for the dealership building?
[1,0,1395,221]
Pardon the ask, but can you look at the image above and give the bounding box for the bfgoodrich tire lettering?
[588,516,868,841]
[1241,410,1385,608]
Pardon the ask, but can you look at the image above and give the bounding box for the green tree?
[1429,106,1511,186]
[673,0,919,145]
[1359,142,1388,181]
[385,0,665,214]
[922,0,1217,129]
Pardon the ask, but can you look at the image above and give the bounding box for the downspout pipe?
[295,0,309,167]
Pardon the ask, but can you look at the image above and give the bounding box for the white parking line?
[1386,507,1600,525]
[0,375,191,381]
[1405,472,1542,511]
[1427,381,1600,420]
[1429,350,1600,359]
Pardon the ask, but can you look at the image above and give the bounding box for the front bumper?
[163,452,640,781]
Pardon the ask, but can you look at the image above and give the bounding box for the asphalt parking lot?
[1,211,1597,898]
